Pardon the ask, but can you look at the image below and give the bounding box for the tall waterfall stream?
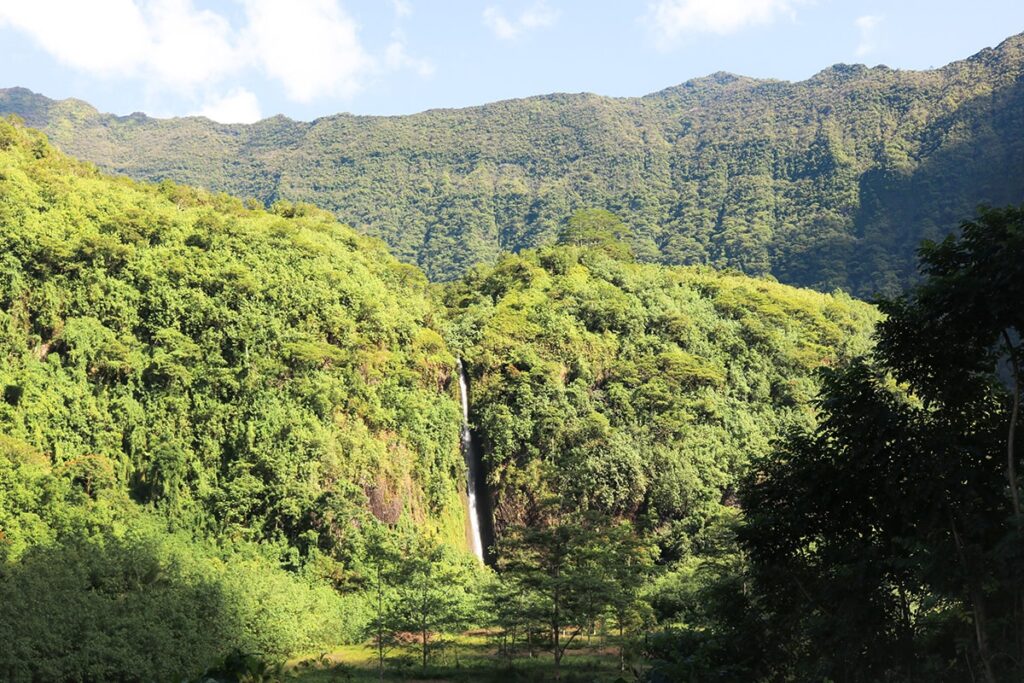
[457,360,491,564]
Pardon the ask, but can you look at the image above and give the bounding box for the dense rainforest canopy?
[2,33,1022,295]
[445,213,877,544]
[0,118,467,679]
[645,206,1024,682]
[0,119,888,678]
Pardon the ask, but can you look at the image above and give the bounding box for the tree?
[601,519,657,672]
[730,206,1024,682]
[384,532,480,671]
[495,501,643,678]
[877,205,1024,520]
[872,205,1024,681]
[557,209,634,260]
[482,570,542,670]
[362,526,401,682]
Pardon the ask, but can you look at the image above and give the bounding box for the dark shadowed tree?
[733,206,1024,682]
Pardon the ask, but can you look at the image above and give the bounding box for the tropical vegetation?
[3,32,1023,294]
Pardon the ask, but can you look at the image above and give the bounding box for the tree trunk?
[897,582,915,680]
[1002,332,1021,520]
[949,512,997,683]
[422,627,428,670]
[507,627,515,670]
[619,618,625,672]
[553,622,561,681]
[553,581,561,681]
[376,565,384,683]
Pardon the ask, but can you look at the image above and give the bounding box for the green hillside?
[446,212,878,543]
[0,120,884,677]
[0,116,467,546]
[0,118,470,677]
[3,34,1023,294]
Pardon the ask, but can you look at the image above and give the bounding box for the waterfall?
[458,360,487,563]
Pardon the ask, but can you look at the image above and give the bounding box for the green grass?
[289,632,643,682]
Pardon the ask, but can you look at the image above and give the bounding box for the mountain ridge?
[2,31,1022,293]
[8,30,1023,124]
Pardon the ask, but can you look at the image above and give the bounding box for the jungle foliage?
[0,117,887,679]
[445,220,878,545]
[647,207,1024,682]
[2,33,1023,294]
[0,118,467,678]
[0,117,958,682]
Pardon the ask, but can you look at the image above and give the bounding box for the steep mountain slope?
[0,117,468,563]
[0,120,884,675]
[445,238,878,543]
[3,34,1023,295]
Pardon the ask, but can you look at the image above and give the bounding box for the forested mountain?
[0,119,880,677]
[0,118,468,678]
[3,33,1023,294]
[447,211,877,546]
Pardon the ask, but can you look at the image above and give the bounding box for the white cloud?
[0,0,241,88]
[645,0,805,48]
[483,1,559,41]
[483,8,519,40]
[0,0,383,105]
[146,0,240,89]
[520,2,559,29]
[854,14,882,57]
[0,0,152,76]
[194,87,262,124]
[241,0,374,102]
[391,0,413,18]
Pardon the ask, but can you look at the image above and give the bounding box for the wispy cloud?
[644,0,807,49]
[483,1,559,41]
[854,14,882,58]
[385,32,435,78]
[390,0,413,18]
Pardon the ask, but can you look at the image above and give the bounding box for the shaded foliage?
[656,206,1024,682]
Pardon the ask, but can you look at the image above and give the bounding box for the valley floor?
[290,632,640,682]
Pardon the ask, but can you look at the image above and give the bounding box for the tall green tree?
[496,501,649,678]
[601,519,657,672]
[382,532,480,671]
[728,206,1024,682]
[361,526,401,682]
[872,205,1024,679]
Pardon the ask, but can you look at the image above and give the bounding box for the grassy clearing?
[289,632,643,682]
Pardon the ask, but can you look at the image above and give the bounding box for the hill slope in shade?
[3,33,1023,295]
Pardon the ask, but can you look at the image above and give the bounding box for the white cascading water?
[457,360,486,563]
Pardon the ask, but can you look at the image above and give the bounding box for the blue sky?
[1,1,1022,123]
